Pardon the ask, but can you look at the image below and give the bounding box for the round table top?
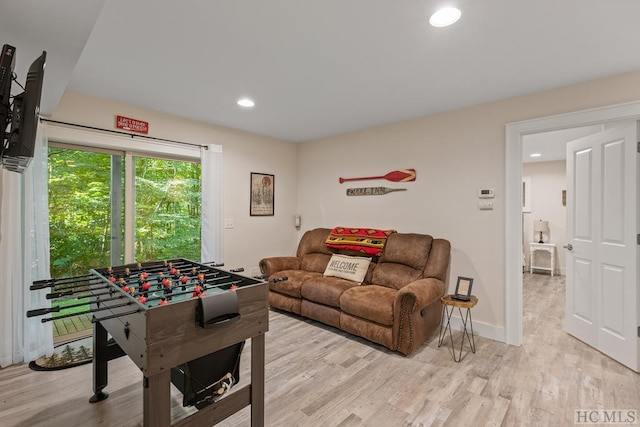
[441,294,478,308]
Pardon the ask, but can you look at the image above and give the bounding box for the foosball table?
[29,258,271,427]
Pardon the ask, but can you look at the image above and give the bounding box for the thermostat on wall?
[478,188,495,199]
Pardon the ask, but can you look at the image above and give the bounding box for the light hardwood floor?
[1,274,638,426]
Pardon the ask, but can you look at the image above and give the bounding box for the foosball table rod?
[26,294,126,318]
[46,286,120,300]
[39,300,135,323]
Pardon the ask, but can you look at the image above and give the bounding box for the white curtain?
[200,144,223,264]
[0,122,53,367]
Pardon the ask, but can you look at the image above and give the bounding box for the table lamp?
[533,220,549,243]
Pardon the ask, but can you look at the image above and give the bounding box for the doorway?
[505,100,640,349]
[520,127,602,349]
[521,126,603,279]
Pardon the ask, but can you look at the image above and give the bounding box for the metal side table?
[438,295,478,362]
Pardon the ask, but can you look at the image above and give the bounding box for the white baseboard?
[443,314,506,344]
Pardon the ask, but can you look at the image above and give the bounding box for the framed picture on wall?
[250,172,274,216]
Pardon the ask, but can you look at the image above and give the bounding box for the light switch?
[478,201,493,210]
[224,218,234,229]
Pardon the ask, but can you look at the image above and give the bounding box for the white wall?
[30,70,640,343]
[50,92,300,276]
[297,70,640,340]
[523,160,567,275]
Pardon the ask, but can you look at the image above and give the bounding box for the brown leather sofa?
[259,228,451,356]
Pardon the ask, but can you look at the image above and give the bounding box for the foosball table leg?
[251,333,265,427]
[143,370,171,427]
[89,319,109,403]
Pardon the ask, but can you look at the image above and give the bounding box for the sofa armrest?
[393,278,446,355]
[259,257,302,277]
[395,278,446,311]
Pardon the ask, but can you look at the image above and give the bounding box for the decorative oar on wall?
[346,187,407,196]
[339,168,416,184]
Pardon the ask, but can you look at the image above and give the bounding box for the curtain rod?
[40,118,208,150]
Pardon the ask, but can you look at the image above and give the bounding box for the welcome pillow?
[323,254,371,284]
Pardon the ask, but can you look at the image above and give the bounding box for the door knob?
[563,243,573,251]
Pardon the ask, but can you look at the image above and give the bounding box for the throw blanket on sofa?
[324,227,396,256]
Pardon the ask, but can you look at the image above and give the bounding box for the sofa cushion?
[269,270,321,298]
[340,312,393,349]
[339,285,396,326]
[296,228,333,257]
[372,263,423,291]
[372,233,433,290]
[301,253,332,273]
[301,276,360,307]
[301,300,341,328]
[269,291,302,315]
[380,233,432,269]
[323,254,371,283]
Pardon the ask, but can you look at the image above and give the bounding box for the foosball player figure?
[140,270,149,282]
[169,266,177,276]
[167,261,174,272]
[163,281,173,301]
[230,283,239,290]
[108,275,117,284]
[180,273,189,290]
[136,262,143,272]
[156,272,165,289]
[158,297,168,306]
[162,277,171,288]
[122,284,130,293]
[197,273,206,290]
[163,260,169,269]
[192,284,205,298]
[137,295,147,304]
[118,277,127,288]
[141,281,151,297]
[106,266,114,276]
[190,266,198,277]
[123,267,131,279]
[129,286,136,297]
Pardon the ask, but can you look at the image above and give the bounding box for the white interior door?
[566,121,638,372]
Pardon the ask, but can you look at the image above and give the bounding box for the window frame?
[47,124,202,265]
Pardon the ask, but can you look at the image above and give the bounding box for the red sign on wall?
[115,115,149,134]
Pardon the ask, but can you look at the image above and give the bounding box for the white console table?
[529,242,556,276]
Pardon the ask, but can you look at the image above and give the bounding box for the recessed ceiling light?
[237,98,255,108]
[429,7,462,27]
[530,153,542,157]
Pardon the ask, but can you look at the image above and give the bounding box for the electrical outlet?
[224,218,234,229]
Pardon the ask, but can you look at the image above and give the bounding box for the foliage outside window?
[135,157,201,262]
[48,147,121,278]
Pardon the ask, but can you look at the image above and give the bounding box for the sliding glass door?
[47,144,201,340]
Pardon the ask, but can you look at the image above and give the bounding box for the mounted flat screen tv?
[0,44,15,155]
[2,48,46,173]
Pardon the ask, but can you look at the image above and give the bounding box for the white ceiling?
[522,125,604,163]
[3,1,640,143]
